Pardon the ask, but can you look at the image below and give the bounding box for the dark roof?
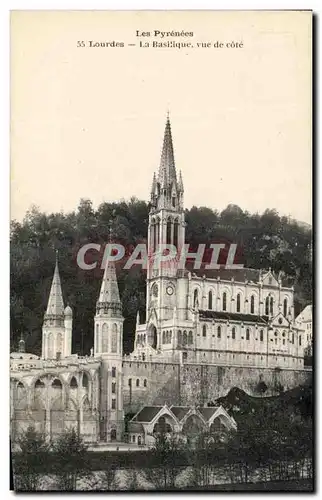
[198,406,219,421]
[199,310,269,325]
[128,422,144,433]
[132,406,162,422]
[170,407,191,421]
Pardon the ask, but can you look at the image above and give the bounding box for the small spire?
[136,310,140,326]
[97,256,122,317]
[150,172,156,196]
[46,255,64,316]
[178,170,184,192]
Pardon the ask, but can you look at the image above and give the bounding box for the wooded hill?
[10,198,312,355]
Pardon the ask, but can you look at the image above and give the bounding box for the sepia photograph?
[10,10,313,491]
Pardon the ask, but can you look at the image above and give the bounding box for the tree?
[13,425,49,491]
[141,431,187,490]
[51,427,92,491]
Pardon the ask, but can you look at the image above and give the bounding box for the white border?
[3,1,319,498]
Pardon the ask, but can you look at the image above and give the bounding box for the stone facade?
[10,116,311,443]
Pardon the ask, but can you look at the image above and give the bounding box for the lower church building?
[10,116,311,444]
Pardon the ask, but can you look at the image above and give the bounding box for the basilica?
[10,116,310,445]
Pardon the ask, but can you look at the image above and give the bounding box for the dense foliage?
[10,198,312,355]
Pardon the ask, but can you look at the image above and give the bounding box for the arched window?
[56,333,63,355]
[95,324,99,352]
[208,291,213,310]
[260,330,264,342]
[35,379,44,389]
[222,292,227,311]
[283,298,288,317]
[188,331,193,345]
[128,378,132,387]
[166,219,172,245]
[217,326,221,339]
[292,332,294,344]
[202,325,207,337]
[70,376,78,388]
[136,379,140,387]
[183,330,188,345]
[173,220,179,249]
[270,297,274,315]
[178,330,182,346]
[250,295,255,314]
[232,327,236,340]
[144,379,147,388]
[299,335,302,346]
[112,367,116,377]
[246,329,250,341]
[102,323,108,352]
[265,297,269,316]
[52,378,62,388]
[82,373,89,388]
[236,294,241,313]
[112,382,116,394]
[193,289,199,308]
[162,331,165,344]
[111,323,117,353]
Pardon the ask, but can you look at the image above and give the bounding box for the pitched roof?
[170,406,191,421]
[46,258,64,316]
[132,406,163,423]
[128,422,144,433]
[198,406,219,421]
[199,310,269,325]
[188,266,260,283]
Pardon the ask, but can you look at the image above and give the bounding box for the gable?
[262,270,278,287]
[272,312,290,328]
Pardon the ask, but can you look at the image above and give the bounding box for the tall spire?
[97,258,122,317]
[158,114,177,188]
[46,252,64,316]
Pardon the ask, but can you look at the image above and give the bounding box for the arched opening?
[217,326,221,339]
[138,435,142,446]
[102,323,108,352]
[173,220,179,249]
[136,379,140,387]
[162,331,165,344]
[222,292,227,311]
[202,325,207,337]
[193,289,199,308]
[250,295,255,314]
[188,331,193,345]
[110,428,117,441]
[183,330,188,345]
[182,414,205,441]
[246,329,250,341]
[265,297,269,316]
[82,373,89,388]
[237,294,241,313]
[147,324,157,349]
[111,323,117,353]
[153,416,173,434]
[210,416,230,434]
[177,330,182,347]
[260,329,264,341]
[70,376,78,388]
[283,298,288,317]
[208,291,213,310]
[35,379,45,389]
[166,218,172,245]
[52,378,62,388]
[270,297,274,315]
[232,327,236,340]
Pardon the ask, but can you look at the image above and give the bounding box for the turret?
[42,253,67,359]
[64,305,73,357]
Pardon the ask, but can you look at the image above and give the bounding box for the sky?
[10,10,312,224]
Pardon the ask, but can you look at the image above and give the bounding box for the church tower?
[146,115,186,341]
[42,253,72,359]
[94,256,124,441]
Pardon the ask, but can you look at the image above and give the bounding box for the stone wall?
[122,360,311,414]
